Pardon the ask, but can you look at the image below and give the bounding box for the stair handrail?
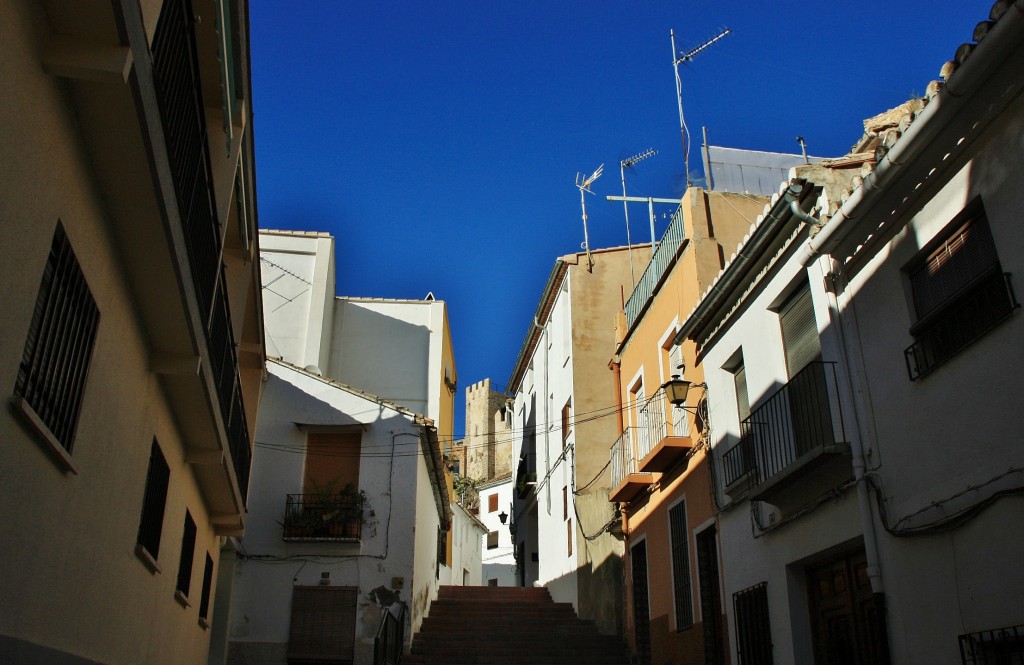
[374,602,406,665]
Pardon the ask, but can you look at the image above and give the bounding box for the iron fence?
[282,493,363,541]
[610,428,638,488]
[721,362,844,490]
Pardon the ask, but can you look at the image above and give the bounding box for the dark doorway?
[631,539,652,665]
[806,549,890,665]
[697,526,725,665]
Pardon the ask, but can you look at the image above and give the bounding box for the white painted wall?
[450,504,486,586]
[830,110,1024,664]
[228,361,435,665]
[478,479,516,586]
[511,274,578,604]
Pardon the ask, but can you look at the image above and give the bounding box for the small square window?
[486,531,499,549]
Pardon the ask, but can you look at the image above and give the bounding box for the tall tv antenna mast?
[576,164,604,272]
[620,148,657,288]
[671,26,731,186]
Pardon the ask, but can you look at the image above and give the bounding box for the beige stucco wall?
[0,3,228,661]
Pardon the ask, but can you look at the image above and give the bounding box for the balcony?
[515,453,537,499]
[635,388,693,474]
[721,362,850,503]
[624,205,687,330]
[905,271,1018,381]
[609,428,654,503]
[282,493,363,542]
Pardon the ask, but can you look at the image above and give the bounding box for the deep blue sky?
[250,0,990,435]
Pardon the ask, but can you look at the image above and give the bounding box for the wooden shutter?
[734,363,750,424]
[287,586,357,664]
[779,284,821,378]
[488,493,499,513]
[305,432,361,494]
[911,213,998,320]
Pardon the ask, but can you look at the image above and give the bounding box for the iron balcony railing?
[154,0,253,504]
[153,0,222,320]
[625,205,687,329]
[636,388,692,463]
[374,603,406,665]
[959,624,1024,665]
[610,428,639,488]
[282,493,363,541]
[905,271,1018,381]
[721,362,845,490]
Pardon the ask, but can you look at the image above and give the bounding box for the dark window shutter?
[779,285,821,378]
[911,214,998,320]
[287,587,357,664]
[734,362,750,424]
[137,440,170,558]
[176,511,197,596]
[198,553,214,620]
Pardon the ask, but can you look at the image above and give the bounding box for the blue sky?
[250,0,991,434]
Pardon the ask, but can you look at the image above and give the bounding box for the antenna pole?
[619,148,657,289]
[671,26,731,187]
[576,165,604,273]
[671,30,689,186]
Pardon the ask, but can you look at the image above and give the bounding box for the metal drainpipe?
[816,257,885,596]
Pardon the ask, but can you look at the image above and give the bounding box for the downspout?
[816,258,886,597]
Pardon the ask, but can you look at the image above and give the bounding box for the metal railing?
[625,205,687,329]
[610,428,638,488]
[374,603,406,665]
[721,362,845,490]
[282,493,363,541]
[959,624,1024,665]
[153,0,221,320]
[905,271,1018,380]
[155,0,252,502]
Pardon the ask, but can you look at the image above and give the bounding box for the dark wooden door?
[807,550,890,665]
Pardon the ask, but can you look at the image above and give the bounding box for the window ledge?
[198,617,210,630]
[11,397,77,474]
[174,589,191,608]
[134,544,161,575]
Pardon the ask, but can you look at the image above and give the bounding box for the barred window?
[176,510,197,598]
[15,222,100,457]
[904,200,1018,380]
[670,500,694,630]
[137,439,170,562]
[734,582,773,665]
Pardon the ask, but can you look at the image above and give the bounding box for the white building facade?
[678,7,1024,664]
[478,475,516,586]
[224,230,454,665]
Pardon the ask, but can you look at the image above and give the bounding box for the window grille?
[670,500,694,630]
[733,582,773,665]
[15,222,100,453]
[959,624,1024,665]
[176,510,197,597]
[198,553,214,621]
[905,202,1017,380]
[137,440,170,559]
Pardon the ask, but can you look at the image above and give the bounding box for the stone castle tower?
[462,378,513,482]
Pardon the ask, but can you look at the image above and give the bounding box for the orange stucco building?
[609,187,765,665]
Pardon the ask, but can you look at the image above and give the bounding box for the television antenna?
[619,148,657,288]
[576,164,604,272]
[671,26,731,186]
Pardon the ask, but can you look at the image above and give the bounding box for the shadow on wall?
[543,547,625,639]
[329,300,432,411]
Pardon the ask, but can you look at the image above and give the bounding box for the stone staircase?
[402,585,631,665]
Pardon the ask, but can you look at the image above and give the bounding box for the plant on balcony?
[515,472,537,497]
[281,481,366,541]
